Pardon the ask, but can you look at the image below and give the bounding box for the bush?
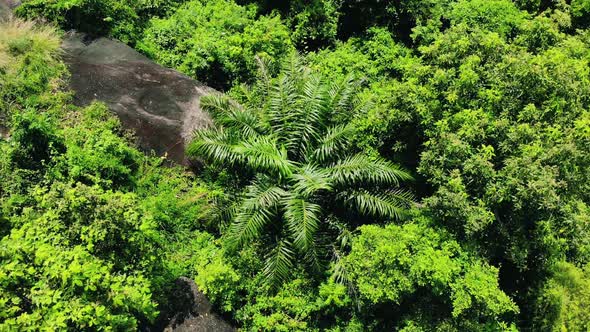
[343,217,518,330]
[138,0,294,89]
[58,103,142,189]
[571,0,590,29]
[16,0,184,44]
[0,18,215,329]
[0,19,66,122]
[287,0,341,50]
[534,262,590,331]
[447,0,528,37]
[0,182,161,330]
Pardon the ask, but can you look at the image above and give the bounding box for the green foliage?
[287,0,341,50]
[0,102,216,329]
[138,0,294,89]
[338,0,451,41]
[571,0,590,28]
[534,262,590,331]
[237,278,332,331]
[8,0,590,330]
[415,24,590,267]
[188,55,413,285]
[309,27,414,83]
[8,110,65,171]
[0,19,67,122]
[58,102,142,189]
[16,0,183,44]
[344,217,518,330]
[447,0,528,37]
[0,181,161,329]
[0,19,214,329]
[191,233,242,313]
[308,28,423,166]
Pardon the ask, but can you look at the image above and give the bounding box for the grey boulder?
[61,32,213,164]
[162,277,235,332]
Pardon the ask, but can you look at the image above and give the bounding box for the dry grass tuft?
[0,17,61,71]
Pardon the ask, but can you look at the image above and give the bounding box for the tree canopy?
[5,0,590,330]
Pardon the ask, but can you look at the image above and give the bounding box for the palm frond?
[285,74,329,157]
[310,124,356,164]
[229,208,273,249]
[280,52,306,79]
[352,95,375,118]
[283,195,322,252]
[304,243,323,274]
[326,74,360,117]
[340,189,414,220]
[227,181,286,248]
[264,239,295,287]
[291,164,332,197]
[200,94,265,138]
[267,73,298,139]
[327,154,413,187]
[187,128,242,165]
[254,55,273,97]
[331,251,349,285]
[234,136,294,177]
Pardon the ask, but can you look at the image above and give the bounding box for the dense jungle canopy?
[2,0,590,330]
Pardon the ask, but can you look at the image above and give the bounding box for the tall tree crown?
[188,54,413,285]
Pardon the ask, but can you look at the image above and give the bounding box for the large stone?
[162,277,235,332]
[61,32,213,164]
[0,0,19,21]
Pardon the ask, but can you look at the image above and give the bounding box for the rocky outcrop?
[61,32,213,164]
[162,277,235,332]
[0,0,19,20]
[2,2,212,164]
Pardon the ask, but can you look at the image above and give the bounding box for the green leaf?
[328,154,413,187]
[341,189,413,220]
[233,136,295,177]
[227,180,286,248]
[283,195,321,252]
[263,239,295,287]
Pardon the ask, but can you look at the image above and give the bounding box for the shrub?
[138,0,294,89]
[534,262,590,331]
[0,19,66,122]
[16,0,184,44]
[343,217,518,329]
[0,182,161,330]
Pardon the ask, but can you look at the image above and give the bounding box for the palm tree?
[188,55,413,285]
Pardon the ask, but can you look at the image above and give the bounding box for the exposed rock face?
[163,277,235,332]
[0,0,19,20]
[61,32,213,164]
